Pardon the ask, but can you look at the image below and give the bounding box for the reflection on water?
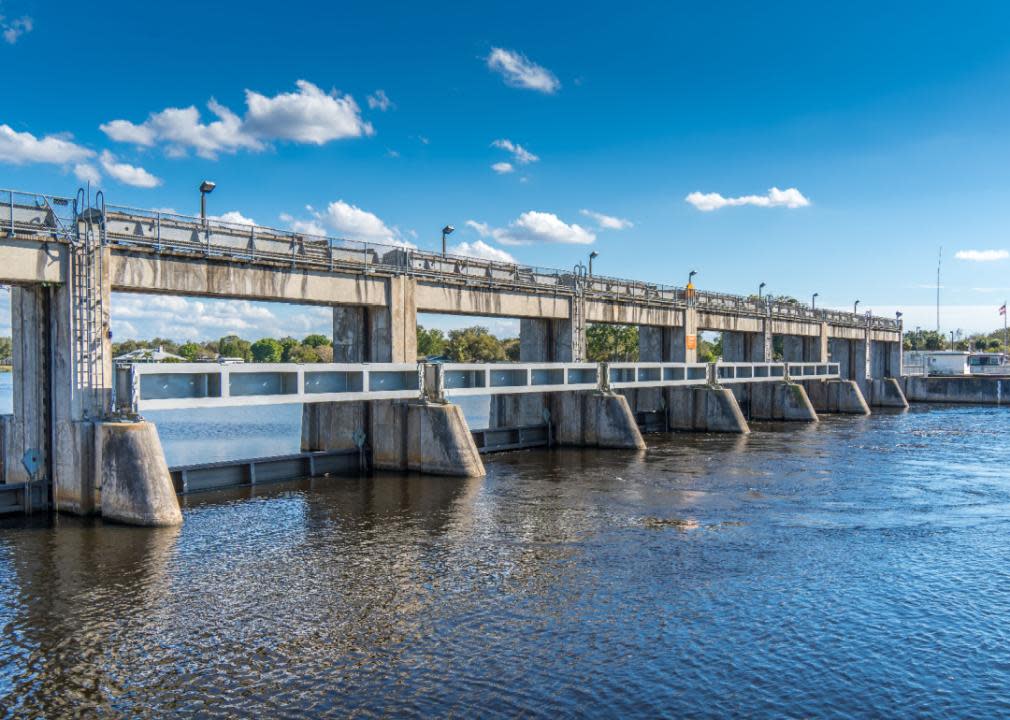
[4,405,1010,716]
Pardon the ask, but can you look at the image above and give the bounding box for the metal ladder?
[571,263,588,362]
[71,190,108,418]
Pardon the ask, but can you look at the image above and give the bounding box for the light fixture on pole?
[199,180,216,223]
[758,282,766,300]
[589,251,599,276]
[811,292,819,309]
[950,330,955,348]
[441,225,454,256]
[854,299,860,313]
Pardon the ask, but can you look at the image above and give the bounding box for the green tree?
[251,337,283,363]
[279,337,300,362]
[586,324,639,362]
[302,334,331,348]
[177,342,205,361]
[218,334,252,361]
[989,338,1003,352]
[289,344,321,363]
[446,326,506,362]
[0,336,13,365]
[501,337,520,361]
[416,326,447,359]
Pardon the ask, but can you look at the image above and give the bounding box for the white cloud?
[244,80,373,144]
[2,15,32,44]
[449,240,516,263]
[0,124,94,165]
[280,211,327,236]
[580,209,633,230]
[685,187,811,212]
[99,150,161,188]
[492,211,595,246]
[466,220,491,237]
[487,48,560,93]
[73,163,101,185]
[111,292,332,341]
[101,80,372,159]
[492,138,538,164]
[954,249,1009,262]
[212,210,257,226]
[282,200,414,247]
[491,161,514,174]
[367,89,393,111]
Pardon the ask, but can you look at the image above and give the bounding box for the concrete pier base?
[667,386,750,433]
[868,378,909,408]
[373,401,486,477]
[301,402,365,451]
[749,382,819,422]
[802,379,870,415]
[550,392,646,449]
[96,421,182,526]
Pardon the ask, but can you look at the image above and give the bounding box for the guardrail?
[115,362,422,412]
[605,362,710,389]
[117,360,843,411]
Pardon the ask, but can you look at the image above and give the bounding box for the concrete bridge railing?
[115,360,844,413]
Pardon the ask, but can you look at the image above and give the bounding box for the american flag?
[1001,303,1007,316]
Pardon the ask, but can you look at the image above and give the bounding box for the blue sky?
[4,1,1010,338]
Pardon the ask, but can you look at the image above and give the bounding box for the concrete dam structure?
[0,187,916,524]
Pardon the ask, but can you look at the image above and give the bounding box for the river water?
[2,400,1010,717]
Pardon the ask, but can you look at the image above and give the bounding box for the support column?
[490,316,578,428]
[866,339,908,408]
[50,243,113,516]
[301,276,418,457]
[371,401,485,477]
[803,379,871,414]
[666,310,749,433]
[748,382,818,421]
[8,286,51,487]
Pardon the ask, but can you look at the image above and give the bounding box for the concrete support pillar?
[782,333,825,363]
[667,386,749,433]
[10,243,114,516]
[782,336,804,363]
[8,286,51,487]
[490,317,577,429]
[301,275,418,455]
[802,379,870,414]
[371,401,484,477]
[549,392,646,449]
[96,420,181,526]
[868,377,909,408]
[748,382,818,421]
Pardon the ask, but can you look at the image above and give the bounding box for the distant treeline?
[111,325,730,364]
[113,335,335,363]
[904,328,1008,352]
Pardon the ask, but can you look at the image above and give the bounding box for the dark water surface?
[3,404,1010,717]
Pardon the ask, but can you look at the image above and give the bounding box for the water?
[3,405,1010,717]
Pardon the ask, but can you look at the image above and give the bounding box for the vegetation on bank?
[904,328,1008,352]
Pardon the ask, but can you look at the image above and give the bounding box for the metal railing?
[117,359,844,412]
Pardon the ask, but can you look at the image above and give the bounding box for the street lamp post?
[811,292,818,309]
[589,251,599,276]
[853,299,860,314]
[758,282,766,300]
[199,180,216,223]
[441,225,454,256]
